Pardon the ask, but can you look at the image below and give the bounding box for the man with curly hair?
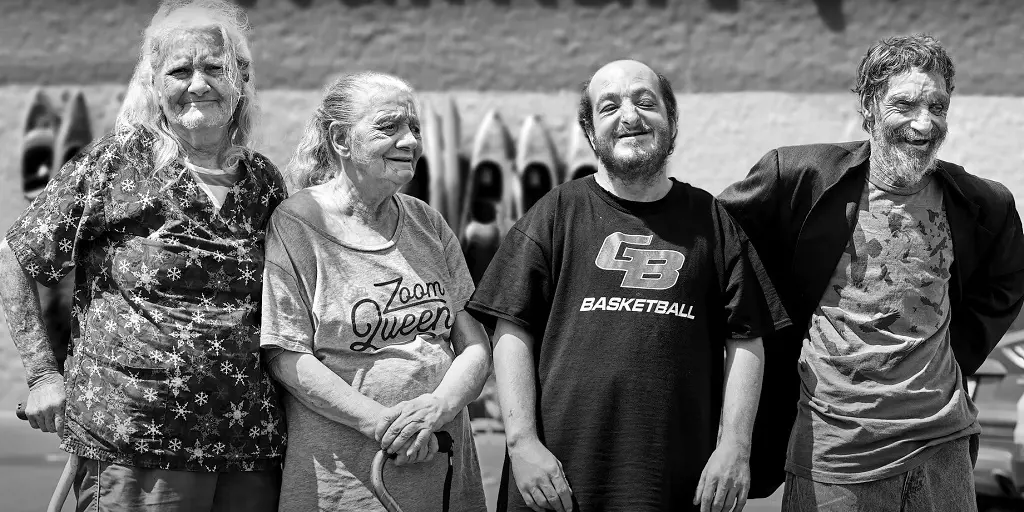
[720,34,1024,511]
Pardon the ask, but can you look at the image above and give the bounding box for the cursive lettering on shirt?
[349,276,453,352]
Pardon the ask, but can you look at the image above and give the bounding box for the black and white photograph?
[1,1,1023,511]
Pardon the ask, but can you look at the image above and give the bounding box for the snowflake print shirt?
[6,130,288,472]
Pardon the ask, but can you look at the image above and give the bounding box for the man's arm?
[0,239,64,434]
[695,337,765,512]
[493,318,572,512]
[951,197,1024,376]
[718,149,782,255]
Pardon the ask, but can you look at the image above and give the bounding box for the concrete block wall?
[4,0,1024,94]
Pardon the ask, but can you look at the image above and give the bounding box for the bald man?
[467,60,789,512]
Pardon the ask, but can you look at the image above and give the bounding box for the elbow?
[265,352,301,391]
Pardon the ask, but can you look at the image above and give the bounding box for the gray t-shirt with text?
[261,190,486,511]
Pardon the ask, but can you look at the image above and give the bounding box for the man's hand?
[374,394,450,458]
[694,441,751,512]
[25,372,65,435]
[508,437,573,512]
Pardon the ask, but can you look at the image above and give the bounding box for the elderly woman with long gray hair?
[259,72,489,511]
[0,0,287,510]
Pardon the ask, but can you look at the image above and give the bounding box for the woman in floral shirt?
[0,1,287,510]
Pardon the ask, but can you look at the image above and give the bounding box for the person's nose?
[910,107,934,136]
[188,70,212,96]
[395,126,420,152]
[619,101,640,127]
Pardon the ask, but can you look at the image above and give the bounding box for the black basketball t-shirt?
[467,176,787,512]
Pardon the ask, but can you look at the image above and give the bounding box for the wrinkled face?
[339,87,422,187]
[155,27,239,135]
[588,61,673,181]
[868,67,950,186]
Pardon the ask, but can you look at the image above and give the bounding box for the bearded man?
[720,34,1024,511]
[467,59,789,512]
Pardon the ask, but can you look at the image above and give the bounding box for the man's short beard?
[593,127,673,184]
[870,121,946,187]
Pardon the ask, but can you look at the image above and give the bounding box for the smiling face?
[588,60,674,182]
[868,67,950,186]
[337,87,422,188]
[154,27,239,136]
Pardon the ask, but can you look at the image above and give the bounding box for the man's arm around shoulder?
[953,188,1024,375]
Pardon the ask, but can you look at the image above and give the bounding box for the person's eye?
[206,65,224,76]
[637,99,657,108]
[379,123,397,134]
[410,123,422,135]
[599,103,617,114]
[168,67,190,78]
[929,104,948,115]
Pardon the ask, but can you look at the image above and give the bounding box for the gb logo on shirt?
[594,232,685,290]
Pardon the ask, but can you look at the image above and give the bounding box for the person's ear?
[861,96,876,123]
[329,122,350,158]
[583,126,596,152]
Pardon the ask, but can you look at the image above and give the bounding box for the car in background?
[973,326,1024,511]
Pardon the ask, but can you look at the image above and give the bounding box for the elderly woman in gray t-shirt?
[260,72,490,512]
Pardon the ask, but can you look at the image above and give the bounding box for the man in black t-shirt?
[466,60,789,512]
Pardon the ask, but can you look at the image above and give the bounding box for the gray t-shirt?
[786,175,980,484]
[261,190,486,512]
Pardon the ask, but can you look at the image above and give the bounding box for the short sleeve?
[260,214,315,356]
[713,200,791,339]
[440,221,475,313]
[5,143,109,287]
[465,226,552,335]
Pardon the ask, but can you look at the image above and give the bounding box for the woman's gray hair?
[115,0,259,173]
[287,72,414,191]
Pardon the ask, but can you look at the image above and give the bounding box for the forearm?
[432,311,492,423]
[267,350,384,438]
[0,240,59,387]
[719,337,765,451]
[433,342,490,422]
[493,319,541,449]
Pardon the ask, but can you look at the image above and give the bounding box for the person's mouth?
[617,130,651,141]
[385,156,415,167]
[184,100,218,107]
[903,137,933,149]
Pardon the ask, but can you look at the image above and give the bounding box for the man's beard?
[593,126,672,183]
[870,121,946,187]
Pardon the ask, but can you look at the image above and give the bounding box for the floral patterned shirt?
[6,130,288,472]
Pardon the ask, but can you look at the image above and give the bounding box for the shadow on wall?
[238,0,842,30]
[813,0,845,32]
[709,0,844,31]
[237,0,672,8]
